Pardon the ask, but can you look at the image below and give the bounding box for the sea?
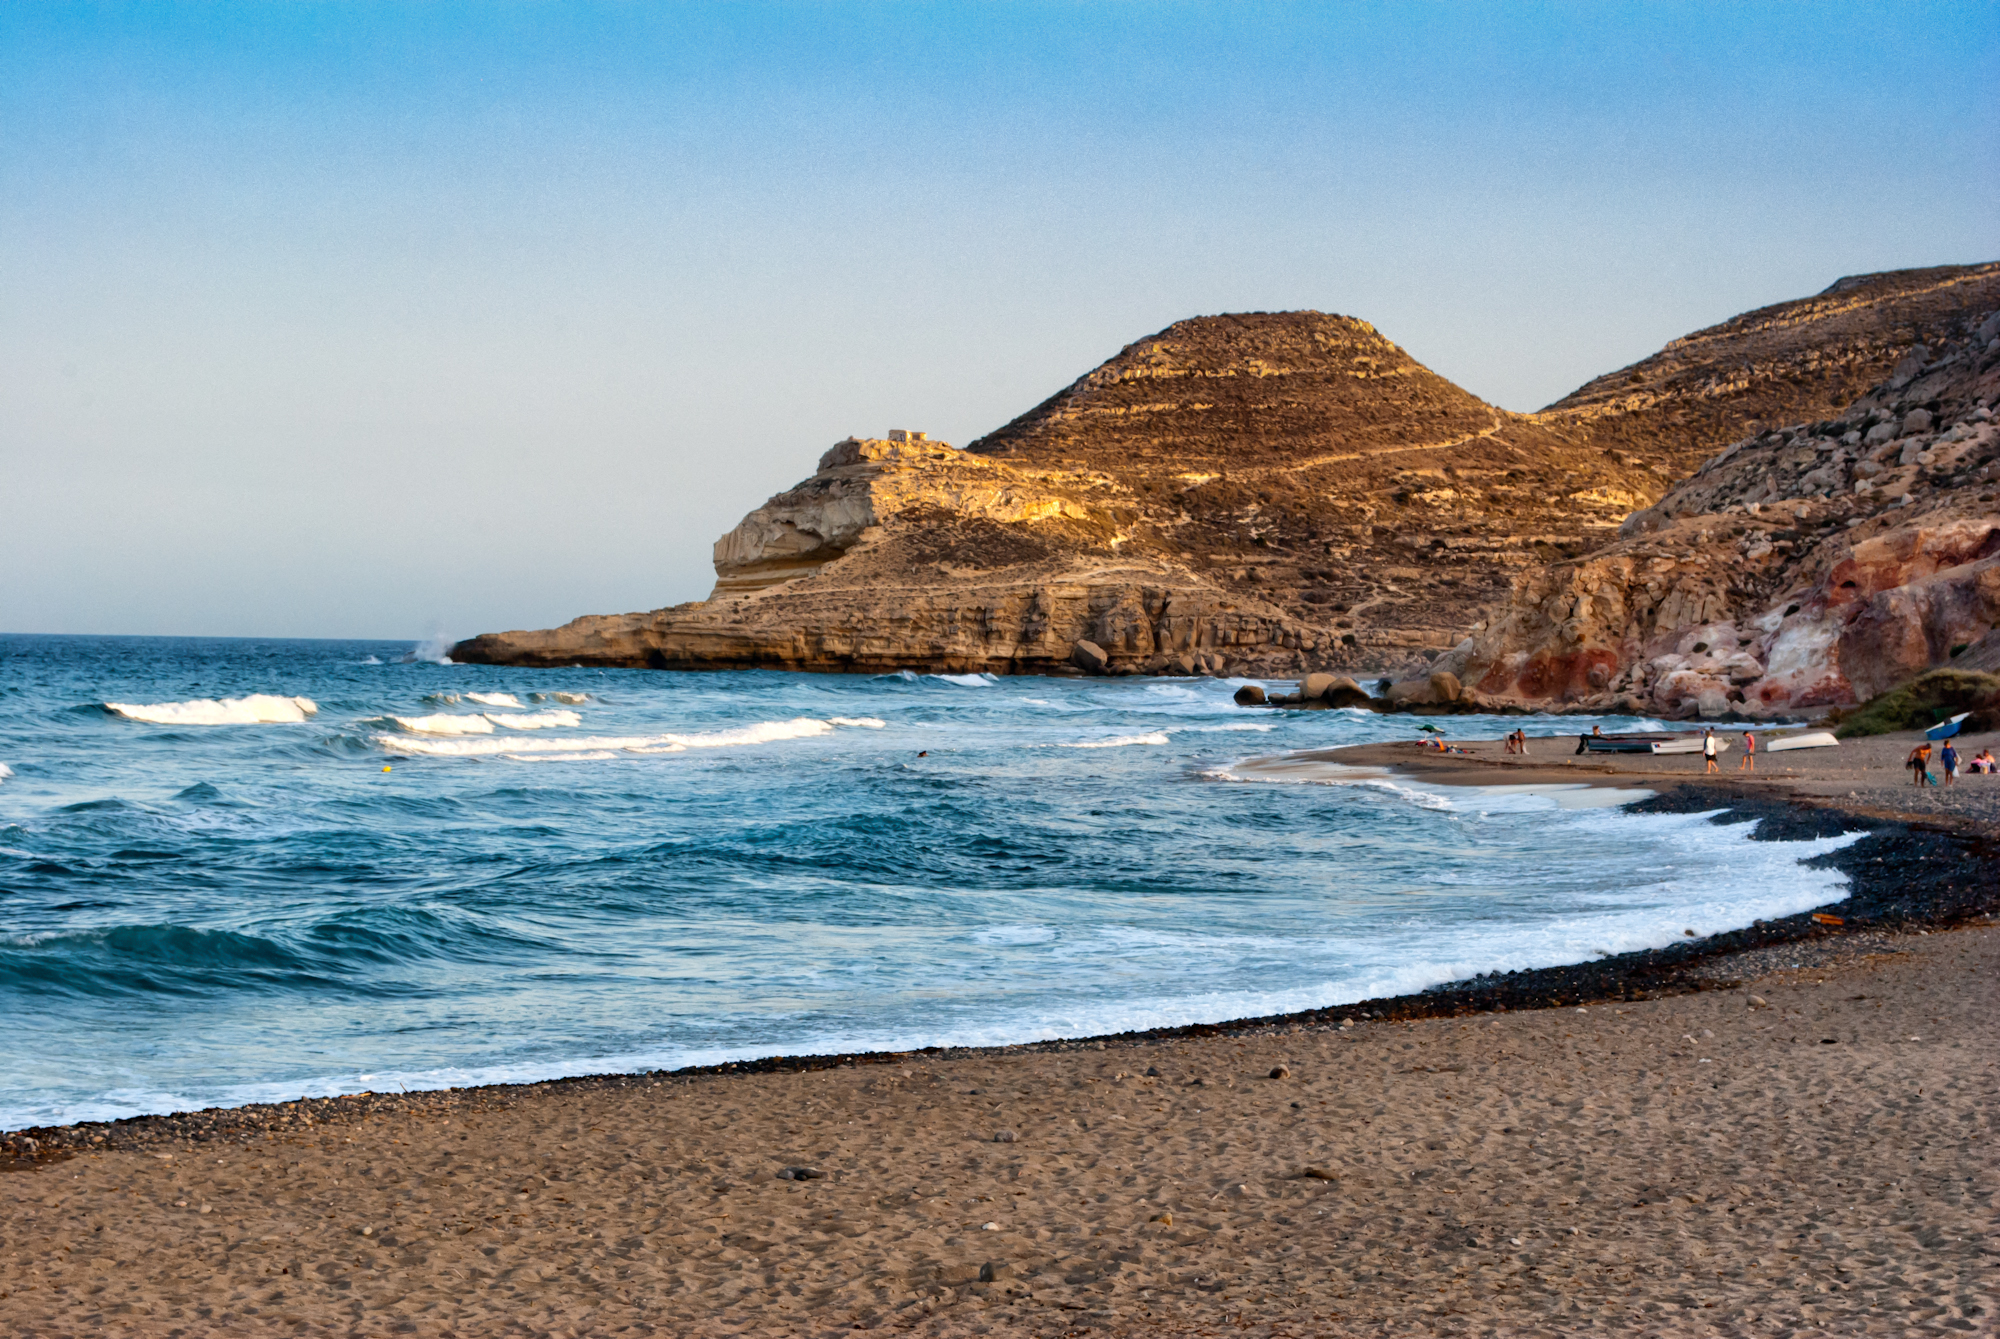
[0,633,1864,1132]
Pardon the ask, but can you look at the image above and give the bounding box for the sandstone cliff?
[454,265,1999,683]
[1433,303,2000,717]
[452,430,1320,676]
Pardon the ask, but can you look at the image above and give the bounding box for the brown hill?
[1432,296,2000,717]
[1537,262,2000,472]
[962,311,1663,660]
[454,266,1999,682]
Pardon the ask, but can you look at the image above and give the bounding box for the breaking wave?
[463,692,523,708]
[530,692,591,705]
[105,695,318,726]
[401,634,453,665]
[1063,731,1171,749]
[376,716,854,759]
[387,711,581,736]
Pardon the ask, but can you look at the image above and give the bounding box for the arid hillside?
[455,265,1999,683]
[1433,298,2000,716]
[964,311,1664,661]
[1538,262,2000,472]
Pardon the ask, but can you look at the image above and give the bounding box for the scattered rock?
[1070,639,1110,675]
[776,1166,825,1180]
[991,1129,1018,1144]
[1233,683,1267,706]
[1143,1066,1161,1077]
[1149,1211,1173,1226]
[1268,1065,1291,1080]
[1748,995,1769,1008]
[1300,1166,1339,1181]
[979,1260,1014,1282]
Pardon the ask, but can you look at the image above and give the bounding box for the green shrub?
[1834,669,2000,738]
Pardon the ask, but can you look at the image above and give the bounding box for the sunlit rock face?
[457,266,2000,690]
[1438,290,2000,718]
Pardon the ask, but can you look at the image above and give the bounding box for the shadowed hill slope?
[455,267,1997,684]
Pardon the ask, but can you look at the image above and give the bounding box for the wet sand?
[6,730,1998,1337]
[4,924,1995,1338]
[1311,726,2000,837]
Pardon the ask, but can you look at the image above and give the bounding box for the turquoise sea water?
[0,634,1863,1131]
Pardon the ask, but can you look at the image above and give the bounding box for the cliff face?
[1537,263,2000,475]
[1436,301,2000,717]
[452,432,1319,676]
[453,265,2000,684]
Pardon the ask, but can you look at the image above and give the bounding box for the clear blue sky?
[4,2,1995,639]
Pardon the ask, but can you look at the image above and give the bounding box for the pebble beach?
[5,727,1996,1338]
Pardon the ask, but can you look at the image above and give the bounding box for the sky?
[4,2,1996,641]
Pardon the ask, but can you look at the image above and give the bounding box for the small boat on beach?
[1767,731,1839,752]
[1651,735,1730,755]
[1925,712,1972,741]
[1581,736,1661,754]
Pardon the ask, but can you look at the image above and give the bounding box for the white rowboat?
[1766,731,1839,752]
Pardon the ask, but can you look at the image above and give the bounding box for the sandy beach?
[1307,726,2000,838]
[6,730,1997,1339]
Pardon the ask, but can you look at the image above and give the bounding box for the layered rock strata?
[455,266,1999,684]
[452,433,1323,676]
[1430,305,2000,717]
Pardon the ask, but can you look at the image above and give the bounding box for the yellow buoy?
[382,765,392,772]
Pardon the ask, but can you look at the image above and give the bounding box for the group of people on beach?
[1697,727,1760,774]
[1906,739,1996,785]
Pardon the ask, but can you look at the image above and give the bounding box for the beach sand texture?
[5,924,1993,1337]
[1314,727,2000,835]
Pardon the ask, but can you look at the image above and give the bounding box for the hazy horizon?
[5,3,1996,641]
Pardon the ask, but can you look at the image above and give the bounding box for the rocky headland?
[454,263,2000,715]
[1430,284,2000,718]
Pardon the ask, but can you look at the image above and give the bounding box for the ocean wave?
[388,710,581,736]
[530,691,591,705]
[401,634,453,665]
[0,763,11,784]
[359,655,383,666]
[376,716,850,759]
[106,695,319,726]
[827,717,886,728]
[464,692,522,708]
[932,673,999,687]
[1063,732,1171,749]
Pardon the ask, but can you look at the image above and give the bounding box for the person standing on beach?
[1703,727,1720,774]
[1738,730,1756,772]
[1907,741,1932,786]
[1940,739,1958,785]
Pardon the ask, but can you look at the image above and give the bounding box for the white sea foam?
[391,713,495,735]
[402,633,453,665]
[1063,732,1171,749]
[531,692,591,705]
[491,710,581,730]
[932,673,999,687]
[106,695,319,726]
[0,763,12,784]
[827,717,886,728]
[359,656,383,666]
[390,710,581,736]
[464,692,523,708]
[376,716,848,759]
